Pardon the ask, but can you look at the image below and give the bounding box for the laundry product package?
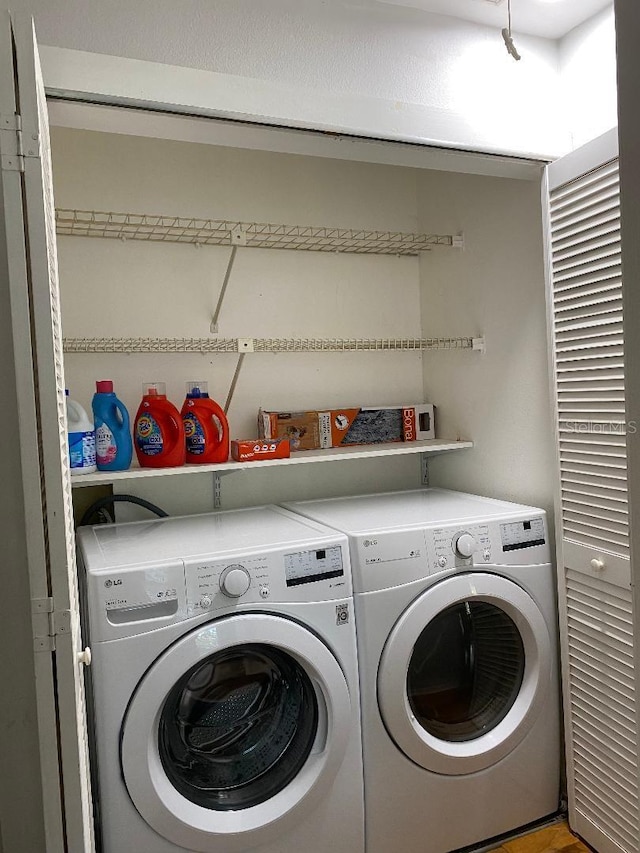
[258,404,435,451]
[231,438,291,462]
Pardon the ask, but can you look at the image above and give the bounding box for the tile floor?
[490,822,591,853]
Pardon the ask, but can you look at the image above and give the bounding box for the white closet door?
[547,129,638,853]
[0,12,94,852]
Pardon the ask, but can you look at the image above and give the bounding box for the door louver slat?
[568,612,634,648]
[571,668,636,714]
[574,792,637,852]
[570,642,634,684]
[574,758,638,817]
[569,652,634,700]
[553,265,621,293]
[563,566,637,851]
[551,159,629,561]
[572,724,638,777]
[553,222,620,256]
[576,784,637,850]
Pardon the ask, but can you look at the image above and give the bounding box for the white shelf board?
[70,438,473,488]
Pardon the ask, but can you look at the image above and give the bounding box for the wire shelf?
[55,209,461,256]
[62,336,481,354]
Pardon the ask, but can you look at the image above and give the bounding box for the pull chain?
[502,0,521,61]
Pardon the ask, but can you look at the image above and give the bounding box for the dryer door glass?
[407,601,525,742]
[158,643,318,810]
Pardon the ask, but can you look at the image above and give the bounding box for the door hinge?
[32,597,71,653]
[0,112,39,173]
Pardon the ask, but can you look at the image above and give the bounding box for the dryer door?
[378,572,552,775]
[121,613,352,852]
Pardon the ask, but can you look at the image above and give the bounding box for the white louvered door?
[547,129,639,853]
[0,12,95,851]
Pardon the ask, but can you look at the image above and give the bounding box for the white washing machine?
[284,488,560,853]
[77,505,364,853]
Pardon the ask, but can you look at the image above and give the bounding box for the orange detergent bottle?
[134,382,186,468]
[181,381,230,464]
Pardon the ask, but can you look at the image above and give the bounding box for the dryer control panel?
[427,515,549,575]
[350,514,550,593]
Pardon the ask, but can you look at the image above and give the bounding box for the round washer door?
[121,613,352,853]
[378,572,551,776]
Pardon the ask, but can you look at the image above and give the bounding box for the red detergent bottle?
[134,382,186,468]
[181,381,230,464]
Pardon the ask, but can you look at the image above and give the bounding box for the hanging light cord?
[502,0,521,61]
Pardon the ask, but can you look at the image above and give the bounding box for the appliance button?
[454,532,478,559]
[199,594,212,609]
[437,556,448,568]
[260,585,270,599]
[220,565,251,598]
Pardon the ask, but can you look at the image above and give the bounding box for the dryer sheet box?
[258,404,435,451]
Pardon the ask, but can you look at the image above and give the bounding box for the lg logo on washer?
[104,578,122,588]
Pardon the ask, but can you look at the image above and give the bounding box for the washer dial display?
[285,546,343,587]
[501,518,545,551]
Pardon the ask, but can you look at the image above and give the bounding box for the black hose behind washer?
[79,494,169,527]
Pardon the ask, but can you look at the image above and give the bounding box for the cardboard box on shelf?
[259,404,435,450]
[231,438,291,462]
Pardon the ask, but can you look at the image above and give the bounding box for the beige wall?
[52,125,554,520]
[51,127,430,515]
[417,169,556,519]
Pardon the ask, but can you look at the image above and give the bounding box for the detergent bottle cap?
[186,381,209,399]
[96,380,113,394]
[144,382,166,398]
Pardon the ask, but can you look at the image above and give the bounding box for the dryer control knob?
[454,533,477,559]
[220,565,251,598]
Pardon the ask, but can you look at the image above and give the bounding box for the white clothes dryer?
[77,505,364,853]
[284,489,560,853]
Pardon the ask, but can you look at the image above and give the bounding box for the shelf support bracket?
[225,351,247,415]
[210,228,247,333]
[420,454,430,487]
[210,245,238,333]
[213,473,222,509]
[472,336,486,354]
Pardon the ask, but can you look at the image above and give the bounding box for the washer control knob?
[454,533,477,559]
[260,585,270,599]
[220,565,251,598]
[200,594,212,609]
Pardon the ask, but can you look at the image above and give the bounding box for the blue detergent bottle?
[92,380,133,471]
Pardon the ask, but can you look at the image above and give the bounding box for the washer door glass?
[158,643,318,811]
[407,601,525,742]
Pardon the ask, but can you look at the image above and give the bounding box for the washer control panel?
[432,523,492,571]
[284,546,343,588]
[184,541,348,615]
[185,553,271,615]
